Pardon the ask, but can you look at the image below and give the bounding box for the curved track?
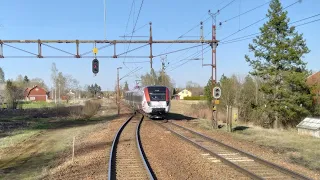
[156,121,312,180]
[108,114,155,180]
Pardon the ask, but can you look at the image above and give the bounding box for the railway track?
[156,120,312,180]
[108,113,155,180]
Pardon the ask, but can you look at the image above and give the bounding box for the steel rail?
[168,121,312,180]
[136,115,156,180]
[155,121,263,180]
[108,113,155,180]
[108,114,135,180]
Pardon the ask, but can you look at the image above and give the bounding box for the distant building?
[177,89,192,100]
[306,71,320,104]
[24,85,48,102]
[297,117,320,138]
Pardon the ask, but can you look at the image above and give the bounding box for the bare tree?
[5,80,24,109]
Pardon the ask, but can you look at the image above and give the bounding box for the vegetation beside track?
[170,100,320,172]
[0,99,118,179]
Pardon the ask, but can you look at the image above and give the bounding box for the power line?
[295,18,320,27]
[220,0,271,25]
[168,46,211,72]
[290,13,320,25]
[123,0,136,70]
[168,45,210,68]
[159,0,233,55]
[220,0,301,41]
[124,0,145,71]
[154,44,203,57]
[220,13,320,45]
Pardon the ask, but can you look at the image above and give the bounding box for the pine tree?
[0,67,4,83]
[245,0,312,128]
[204,77,213,106]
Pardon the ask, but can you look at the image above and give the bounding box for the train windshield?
[148,87,166,101]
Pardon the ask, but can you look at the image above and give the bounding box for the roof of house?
[178,89,191,94]
[25,85,47,97]
[307,71,320,80]
[296,117,320,130]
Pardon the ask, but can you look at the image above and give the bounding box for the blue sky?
[0,0,319,90]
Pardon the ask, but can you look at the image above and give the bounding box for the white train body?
[124,85,171,118]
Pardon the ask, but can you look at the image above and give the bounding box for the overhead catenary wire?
[290,13,320,25]
[220,0,302,41]
[123,23,149,37]
[158,0,233,55]
[220,1,272,25]
[124,0,145,60]
[168,47,211,72]
[154,44,204,57]
[220,13,320,45]
[120,66,143,80]
[123,0,137,70]
[168,45,211,68]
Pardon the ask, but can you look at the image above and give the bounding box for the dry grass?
[171,100,320,171]
[0,99,116,179]
[233,126,320,171]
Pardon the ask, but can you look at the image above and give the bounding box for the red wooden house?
[24,85,48,102]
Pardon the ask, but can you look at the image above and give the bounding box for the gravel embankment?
[141,120,249,180]
[173,120,320,180]
[45,117,127,180]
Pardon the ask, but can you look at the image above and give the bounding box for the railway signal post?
[213,86,221,129]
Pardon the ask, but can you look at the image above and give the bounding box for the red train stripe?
[144,87,150,102]
[166,87,169,101]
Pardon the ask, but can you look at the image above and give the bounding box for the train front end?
[142,86,170,119]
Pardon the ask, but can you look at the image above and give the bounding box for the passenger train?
[124,85,171,119]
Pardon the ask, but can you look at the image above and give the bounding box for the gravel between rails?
[113,115,149,179]
[141,119,250,180]
[173,120,320,180]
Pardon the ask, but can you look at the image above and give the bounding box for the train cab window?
[148,87,166,101]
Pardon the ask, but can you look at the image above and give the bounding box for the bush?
[185,103,212,119]
[183,96,207,100]
[82,100,101,119]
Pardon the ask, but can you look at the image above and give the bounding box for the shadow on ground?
[232,126,250,131]
[152,113,196,121]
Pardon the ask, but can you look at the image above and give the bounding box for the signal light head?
[213,87,221,99]
[92,59,99,74]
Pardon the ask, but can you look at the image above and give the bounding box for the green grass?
[0,129,41,149]
[20,101,57,109]
[232,127,320,171]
